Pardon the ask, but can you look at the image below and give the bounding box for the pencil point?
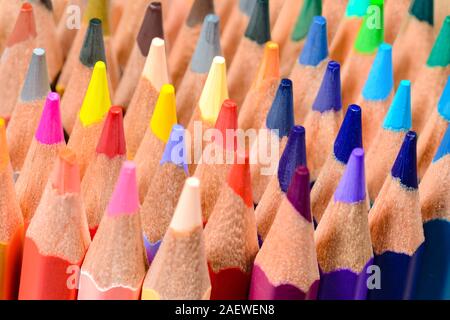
[362,43,393,100]
[391,131,418,189]
[83,0,110,35]
[199,56,229,124]
[35,92,64,145]
[291,0,322,41]
[137,2,164,57]
[312,61,342,113]
[299,16,328,66]
[383,80,412,131]
[52,148,80,195]
[438,76,450,121]
[21,48,50,102]
[409,0,434,25]
[160,124,188,173]
[266,79,294,138]
[170,177,203,232]
[186,0,215,27]
[334,148,366,203]
[214,99,238,151]
[0,118,10,169]
[427,16,450,67]
[6,2,37,47]
[191,14,221,73]
[334,104,363,164]
[346,0,369,17]
[107,161,139,216]
[80,18,106,68]
[354,0,384,54]
[228,153,253,207]
[96,106,126,158]
[79,61,111,127]
[287,166,312,222]
[143,37,169,91]
[433,125,450,163]
[278,126,307,193]
[245,0,271,44]
[151,84,177,143]
[255,42,280,85]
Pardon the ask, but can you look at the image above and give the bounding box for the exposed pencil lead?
[245,0,271,44]
[334,104,363,164]
[354,0,384,54]
[334,148,366,203]
[150,84,177,143]
[266,79,294,138]
[433,125,450,163]
[391,131,418,189]
[160,124,189,173]
[6,3,36,47]
[137,2,164,56]
[382,80,412,131]
[278,126,307,193]
[191,14,221,73]
[170,177,203,231]
[362,43,393,100]
[21,48,50,102]
[96,106,126,158]
[107,161,139,216]
[142,37,169,90]
[291,0,322,41]
[312,61,342,113]
[438,76,450,121]
[80,18,106,68]
[409,0,434,26]
[228,153,253,207]
[287,166,312,222]
[83,0,109,35]
[214,99,238,151]
[35,92,64,145]
[186,0,215,27]
[239,0,256,16]
[346,0,369,17]
[427,16,450,67]
[299,16,328,66]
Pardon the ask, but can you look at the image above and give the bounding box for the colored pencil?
[411,16,450,133]
[256,125,306,242]
[78,161,148,300]
[7,48,50,172]
[368,131,424,300]
[0,0,22,55]
[311,104,362,223]
[366,80,412,201]
[55,0,84,59]
[392,0,434,86]
[194,99,238,223]
[164,0,194,53]
[60,18,107,134]
[186,56,229,173]
[406,126,450,300]
[113,0,153,68]
[28,0,63,82]
[67,61,112,178]
[417,76,449,178]
[53,0,69,23]
[341,0,384,109]
[315,148,373,300]
[221,0,255,65]
[141,177,211,300]
[110,0,126,34]
[15,92,65,228]
[141,124,189,263]
[250,166,320,300]
[81,106,126,239]
[272,0,305,55]
[227,0,271,106]
[280,0,322,76]
[124,37,169,158]
[134,84,177,202]
[114,2,164,107]
[214,0,236,32]
[238,41,280,131]
[304,60,343,181]
[329,0,368,65]
[176,14,221,127]
[0,118,23,300]
[290,15,329,123]
[250,78,294,204]
[322,0,348,43]
[168,0,215,89]
[19,148,91,300]
[204,153,259,300]
[0,3,37,121]
[357,43,394,149]
[383,0,411,44]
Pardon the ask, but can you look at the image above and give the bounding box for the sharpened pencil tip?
[354,0,384,54]
[346,0,369,17]
[334,148,366,203]
[137,2,164,56]
[312,61,342,113]
[382,80,412,131]
[409,0,434,26]
[214,99,238,151]
[96,106,126,158]
[278,126,307,193]
[21,48,50,102]
[391,131,418,189]
[228,152,253,208]
[160,124,188,173]
[266,79,294,138]
[6,2,37,47]
[299,16,328,66]
[83,0,110,35]
[80,18,106,68]
[107,161,139,216]
[170,177,203,231]
[292,0,322,42]
[334,105,363,164]
[362,43,393,101]
[186,0,215,27]
[143,37,169,91]
[438,76,450,121]
[191,14,221,73]
[433,125,450,163]
[245,0,271,44]
[35,92,64,145]
[287,166,312,222]
[427,16,450,67]
[151,84,177,143]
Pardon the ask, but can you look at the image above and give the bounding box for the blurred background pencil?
[368,131,424,300]
[0,0,23,55]
[19,148,90,300]
[164,0,194,52]
[383,0,411,44]
[56,0,84,60]
[0,118,23,300]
